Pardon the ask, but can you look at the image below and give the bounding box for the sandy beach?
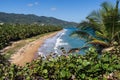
[10,31,60,66]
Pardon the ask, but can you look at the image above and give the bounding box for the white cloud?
[51,7,57,11]
[34,2,39,5]
[27,3,33,7]
[27,2,39,7]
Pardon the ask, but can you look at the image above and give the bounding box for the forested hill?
[0,12,78,27]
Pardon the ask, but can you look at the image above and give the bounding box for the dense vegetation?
[0,47,120,80]
[0,24,62,49]
[0,12,78,26]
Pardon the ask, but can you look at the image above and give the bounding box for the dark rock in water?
[68,46,89,53]
[68,48,80,53]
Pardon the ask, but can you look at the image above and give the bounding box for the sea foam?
[53,29,69,54]
[37,29,67,56]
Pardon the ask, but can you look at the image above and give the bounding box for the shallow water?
[38,28,86,56]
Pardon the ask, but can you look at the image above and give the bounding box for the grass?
[3,31,57,59]
[3,41,26,59]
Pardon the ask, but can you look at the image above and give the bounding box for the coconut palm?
[87,0,120,44]
[72,0,120,52]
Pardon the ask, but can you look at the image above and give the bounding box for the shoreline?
[10,31,61,66]
[37,30,64,56]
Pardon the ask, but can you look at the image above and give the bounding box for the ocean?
[37,28,87,57]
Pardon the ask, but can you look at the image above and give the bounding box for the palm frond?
[77,21,91,29]
[88,39,109,47]
[101,1,114,13]
[87,11,105,32]
[113,31,120,38]
[95,31,109,41]
[87,10,103,23]
[70,30,92,40]
[87,18,104,32]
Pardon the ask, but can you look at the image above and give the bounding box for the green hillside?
[0,12,78,27]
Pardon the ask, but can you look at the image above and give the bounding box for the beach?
[37,28,86,56]
[10,31,60,66]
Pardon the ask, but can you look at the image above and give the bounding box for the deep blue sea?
[38,28,88,56]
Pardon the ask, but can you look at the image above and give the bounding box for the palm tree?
[72,0,120,52]
[87,0,120,44]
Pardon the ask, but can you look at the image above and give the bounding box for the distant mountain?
[0,12,78,27]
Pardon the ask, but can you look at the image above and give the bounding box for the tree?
[72,0,120,52]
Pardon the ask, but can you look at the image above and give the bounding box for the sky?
[0,0,117,23]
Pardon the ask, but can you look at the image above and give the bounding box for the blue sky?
[0,0,116,22]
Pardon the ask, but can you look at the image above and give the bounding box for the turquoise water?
[38,28,87,56]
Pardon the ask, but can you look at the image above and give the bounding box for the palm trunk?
[112,15,115,41]
[112,0,119,41]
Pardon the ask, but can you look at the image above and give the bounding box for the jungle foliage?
[0,24,62,50]
[0,47,120,80]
